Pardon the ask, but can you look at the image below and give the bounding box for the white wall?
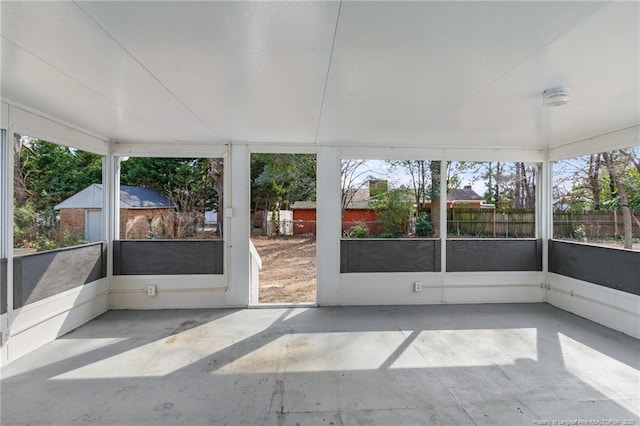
[339,272,545,305]
[546,273,640,339]
[8,278,109,362]
[110,275,227,309]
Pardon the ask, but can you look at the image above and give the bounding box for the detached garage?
[55,184,176,241]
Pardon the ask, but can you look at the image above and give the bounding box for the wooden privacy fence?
[446,208,640,238]
[553,211,640,238]
[447,208,535,238]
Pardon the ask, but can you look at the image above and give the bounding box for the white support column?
[439,153,447,302]
[103,148,116,306]
[113,157,124,242]
[0,126,10,363]
[317,146,340,306]
[541,149,553,300]
[1,107,15,364]
[225,143,250,307]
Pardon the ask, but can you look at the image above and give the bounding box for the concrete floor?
[1,304,638,425]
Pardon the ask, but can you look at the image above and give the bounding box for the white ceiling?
[1,1,638,150]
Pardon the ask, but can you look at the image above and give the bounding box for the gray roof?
[291,201,317,210]
[448,186,483,201]
[55,184,175,209]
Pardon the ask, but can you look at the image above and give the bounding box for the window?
[14,136,102,251]
[552,147,639,250]
[446,161,538,238]
[341,159,441,239]
[119,157,223,240]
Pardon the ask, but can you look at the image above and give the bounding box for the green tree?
[121,157,218,238]
[369,188,413,237]
[251,154,316,211]
[19,139,102,212]
[15,138,102,248]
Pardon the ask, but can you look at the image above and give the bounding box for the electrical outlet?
[147,285,157,296]
[414,281,422,292]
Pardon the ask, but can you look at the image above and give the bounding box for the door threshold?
[248,302,317,309]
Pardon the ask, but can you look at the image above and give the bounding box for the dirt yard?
[251,235,316,303]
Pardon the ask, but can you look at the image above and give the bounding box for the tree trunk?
[209,158,224,237]
[14,133,27,206]
[430,161,441,238]
[514,162,522,208]
[603,151,633,249]
[523,164,535,209]
[587,153,602,210]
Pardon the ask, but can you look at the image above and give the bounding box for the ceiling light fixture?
[543,87,570,107]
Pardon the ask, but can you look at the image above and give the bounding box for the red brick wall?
[122,208,175,239]
[59,208,176,240]
[59,208,87,239]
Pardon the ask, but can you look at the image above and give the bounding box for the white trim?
[8,105,108,155]
[338,146,443,161]
[247,144,318,154]
[548,124,640,161]
[112,142,227,158]
[1,100,107,142]
[0,102,8,129]
[443,148,544,162]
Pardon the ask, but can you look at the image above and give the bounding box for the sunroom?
[1,1,638,424]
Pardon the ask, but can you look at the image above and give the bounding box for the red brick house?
[447,185,484,208]
[55,184,176,241]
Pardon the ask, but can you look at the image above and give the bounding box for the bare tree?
[209,158,224,237]
[586,153,602,210]
[513,162,536,209]
[13,133,28,206]
[340,159,373,213]
[620,148,640,174]
[602,151,633,249]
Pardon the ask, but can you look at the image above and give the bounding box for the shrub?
[345,222,369,238]
[415,212,434,237]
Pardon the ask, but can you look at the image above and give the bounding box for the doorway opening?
[249,153,317,304]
